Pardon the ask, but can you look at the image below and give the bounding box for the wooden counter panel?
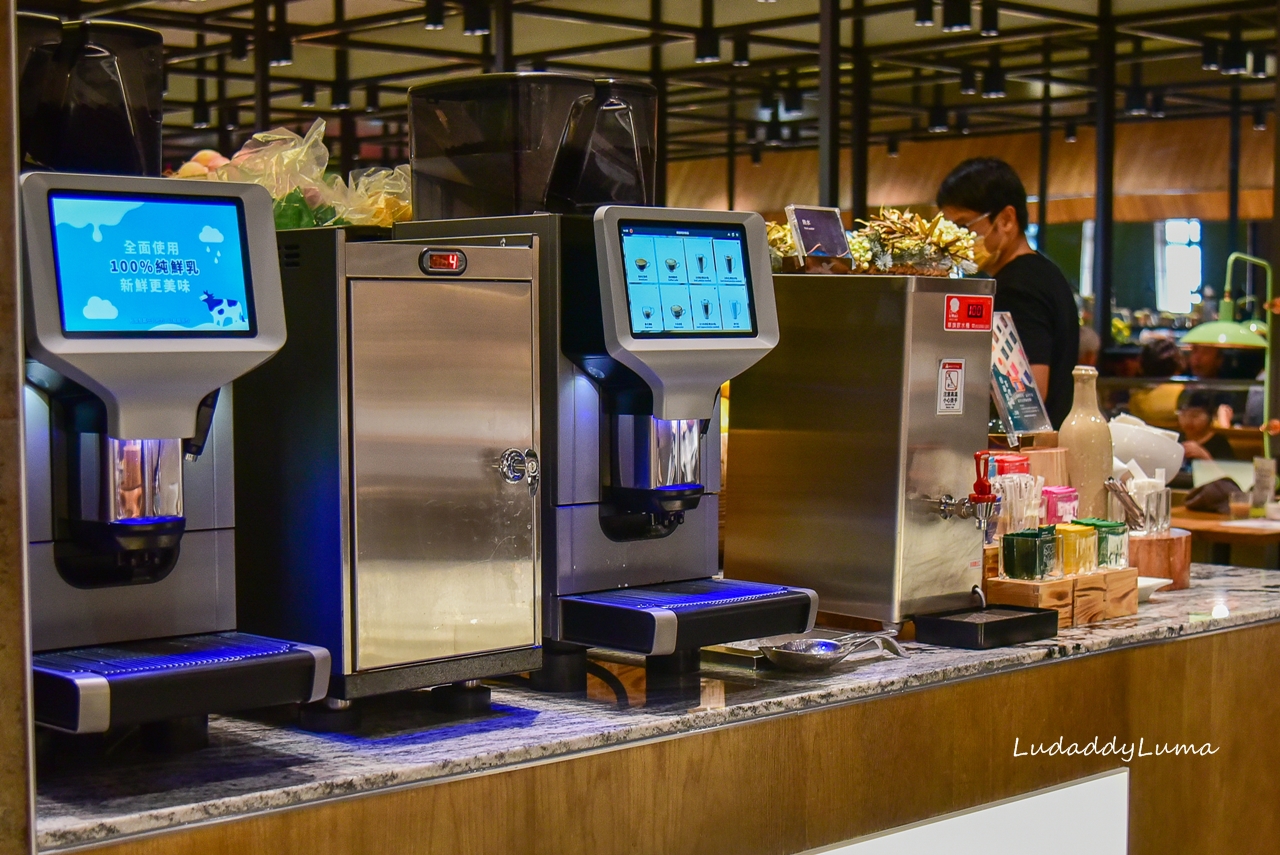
[82,621,1280,855]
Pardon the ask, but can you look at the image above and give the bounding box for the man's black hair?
[1140,338,1184,377]
[1178,388,1216,414]
[936,157,1030,232]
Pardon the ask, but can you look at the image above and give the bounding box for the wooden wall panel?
[0,0,36,851]
[81,620,1280,855]
[670,116,1276,224]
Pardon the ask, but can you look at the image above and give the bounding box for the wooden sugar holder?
[983,567,1139,630]
[1127,529,1192,590]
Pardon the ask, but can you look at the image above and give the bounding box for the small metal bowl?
[759,633,906,672]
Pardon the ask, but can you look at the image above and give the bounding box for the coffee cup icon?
[724,254,735,274]
[696,254,708,273]
[701,298,712,319]
[641,306,655,320]
[671,305,685,319]
[730,300,742,319]
[664,258,680,273]
[635,258,649,271]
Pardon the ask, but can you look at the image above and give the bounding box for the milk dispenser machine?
[21,172,329,740]
[397,73,817,687]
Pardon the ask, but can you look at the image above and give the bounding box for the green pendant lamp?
[1180,320,1267,348]
[1195,253,1275,458]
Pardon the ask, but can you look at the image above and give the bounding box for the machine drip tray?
[33,632,330,734]
[558,578,818,656]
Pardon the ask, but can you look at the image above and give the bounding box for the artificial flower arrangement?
[767,208,978,277]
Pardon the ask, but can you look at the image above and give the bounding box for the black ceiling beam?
[516,34,673,63]
[873,23,1084,58]
[1115,0,1275,27]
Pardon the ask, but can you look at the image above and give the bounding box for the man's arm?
[1031,364,1050,397]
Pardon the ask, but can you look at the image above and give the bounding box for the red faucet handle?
[973,451,992,497]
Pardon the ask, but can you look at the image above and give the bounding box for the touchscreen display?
[619,221,755,336]
[49,192,255,336]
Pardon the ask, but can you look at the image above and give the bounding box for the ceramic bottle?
[1058,365,1113,519]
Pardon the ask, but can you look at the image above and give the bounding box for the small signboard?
[991,311,1053,435]
[937,358,966,415]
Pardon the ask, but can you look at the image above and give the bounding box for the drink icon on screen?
[671,305,685,319]
[635,258,649,272]
[701,299,712,319]
[641,306,655,320]
[724,254,735,274]
[665,258,680,273]
[730,300,743,320]
[696,254,708,273]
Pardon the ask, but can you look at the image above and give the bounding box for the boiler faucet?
[917,494,995,528]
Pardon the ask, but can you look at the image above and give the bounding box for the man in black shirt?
[937,158,1080,428]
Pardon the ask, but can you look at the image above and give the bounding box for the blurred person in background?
[1178,389,1237,462]
[937,157,1078,428]
[1078,325,1100,367]
[1188,344,1224,379]
[1128,338,1185,427]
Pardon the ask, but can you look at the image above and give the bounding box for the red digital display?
[428,252,463,270]
[420,249,467,276]
[943,294,994,331]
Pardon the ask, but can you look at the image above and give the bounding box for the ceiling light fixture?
[765,109,782,143]
[1221,17,1247,75]
[914,0,934,27]
[331,81,351,111]
[887,135,900,157]
[982,46,1005,98]
[269,0,292,66]
[424,0,445,30]
[1247,44,1271,79]
[784,68,803,114]
[941,0,971,33]
[462,0,490,36]
[1201,38,1220,71]
[192,87,210,129]
[928,83,949,132]
[980,0,998,37]
[733,35,750,67]
[694,0,720,63]
[959,65,977,95]
[1149,89,1165,117]
[299,81,317,107]
[1064,120,1077,142]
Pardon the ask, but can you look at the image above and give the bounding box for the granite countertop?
[37,563,1280,851]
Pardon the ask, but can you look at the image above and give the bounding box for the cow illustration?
[201,291,246,327]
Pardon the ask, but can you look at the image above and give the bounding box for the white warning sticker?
[937,358,965,415]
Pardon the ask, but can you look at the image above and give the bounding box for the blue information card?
[49,192,254,336]
[619,221,754,336]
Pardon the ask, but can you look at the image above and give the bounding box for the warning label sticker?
[937,359,965,415]
[944,294,994,331]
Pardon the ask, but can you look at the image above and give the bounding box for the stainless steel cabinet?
[349,275,538,670]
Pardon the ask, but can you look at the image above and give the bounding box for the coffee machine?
[17,15,165,177]
[22,172,329,738]
[399,73,817,686]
